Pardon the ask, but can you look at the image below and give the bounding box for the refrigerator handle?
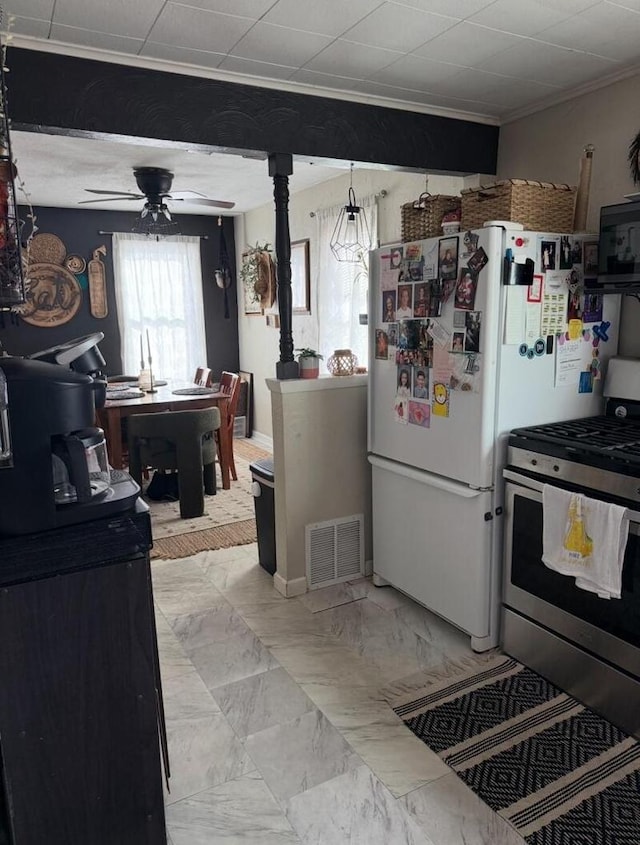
[368,454,486,498]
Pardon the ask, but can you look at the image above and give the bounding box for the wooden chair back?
[194,367,213,388]
[216,372,242,481]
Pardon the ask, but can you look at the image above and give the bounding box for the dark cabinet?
[0,504,167,844]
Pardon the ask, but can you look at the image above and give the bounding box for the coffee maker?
[0,340,140,536]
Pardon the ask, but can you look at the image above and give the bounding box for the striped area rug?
[391,655,640,844]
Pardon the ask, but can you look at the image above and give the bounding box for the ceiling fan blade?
[77,196,145,204]
[168,190,208,200]
[84,189,144,198]
[169,197,235,209]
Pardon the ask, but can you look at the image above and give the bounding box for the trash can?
[250,457,276,575]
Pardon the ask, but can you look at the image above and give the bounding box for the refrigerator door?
[369,227,504,489]
[496,232,620,434]
[492,230,620,488]
[370,455,496,649]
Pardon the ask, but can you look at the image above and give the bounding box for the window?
[316,196,377,370]
[112,234,207,382]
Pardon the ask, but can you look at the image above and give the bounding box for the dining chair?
[127,408,221,519]
[194,367,213,388]
[216,371,242,481]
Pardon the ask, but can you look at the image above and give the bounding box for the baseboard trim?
[273,572,308,598]
[249,431,273,452]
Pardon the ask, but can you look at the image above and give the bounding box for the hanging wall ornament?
[214,216,233,319]
[88,244,108,318]
[629,130,640,188]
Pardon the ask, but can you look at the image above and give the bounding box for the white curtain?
[112,233,207,383]
[316,195,378,370]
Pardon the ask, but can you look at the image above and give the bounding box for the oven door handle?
[503,469,640,527]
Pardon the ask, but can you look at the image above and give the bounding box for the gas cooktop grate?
[511,416,640,465]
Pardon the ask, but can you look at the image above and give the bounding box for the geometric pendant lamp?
[330,163,371,263]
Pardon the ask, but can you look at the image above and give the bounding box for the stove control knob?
[531,458,537,465]
[615,405,627,418]
[553,465,560,472]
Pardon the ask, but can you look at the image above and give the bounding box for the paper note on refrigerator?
[503,286,526,344]
[525,301,542,344]
[541,290,568,336]
[426,319,451,347]
[555,338,584,387]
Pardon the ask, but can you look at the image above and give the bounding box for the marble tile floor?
[154,544,525,844]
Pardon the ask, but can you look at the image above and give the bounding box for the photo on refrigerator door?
[394,397,408,424]
[541,239,557,271]
[375,329,389,360]
[454,268,478,310]
[396,366,411,398]
[583,293,603,323]
[408,400,430,428]
[388,322,399,346]
[413,282,429,317]
[382,291,396,322]
[559,236,573,270]
[452,332,465,353]
[467,247,488,274]
[413,368,429,399]
[465,311,481,353]
[396,284,413,319]
[398,320,421,350]
[439,237,459,281]
[461,230,479,258]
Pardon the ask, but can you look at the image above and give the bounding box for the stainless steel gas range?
[502,359,640,738]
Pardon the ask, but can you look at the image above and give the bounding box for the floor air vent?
[305,514,364,589]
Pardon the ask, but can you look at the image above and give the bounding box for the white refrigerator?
[368,223,620,651]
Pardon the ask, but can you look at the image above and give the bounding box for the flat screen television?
[591,200,640,293]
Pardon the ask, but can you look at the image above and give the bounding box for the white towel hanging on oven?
[542,484,629,599]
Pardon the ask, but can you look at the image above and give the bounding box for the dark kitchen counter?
[0,501,166,845]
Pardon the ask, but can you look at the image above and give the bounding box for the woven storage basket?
[460,179,576,233]
[401,193,461,242]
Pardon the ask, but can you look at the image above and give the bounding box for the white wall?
[236,169,465,440]
[497,72,640,357]
[268,376,370,594]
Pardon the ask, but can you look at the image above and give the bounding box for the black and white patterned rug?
[389,655,640,844]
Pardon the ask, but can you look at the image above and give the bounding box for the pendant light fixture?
[330,163,371,263]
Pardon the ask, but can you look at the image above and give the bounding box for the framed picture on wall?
[291,239,311,314]
[238,370,253,437]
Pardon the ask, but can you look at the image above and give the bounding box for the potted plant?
[295,347,323,379]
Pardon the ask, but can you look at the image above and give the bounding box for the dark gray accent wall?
[2,207,237,377]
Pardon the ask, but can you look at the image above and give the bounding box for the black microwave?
[589,199,640,294]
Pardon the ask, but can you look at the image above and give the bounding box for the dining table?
[97,382,233,490]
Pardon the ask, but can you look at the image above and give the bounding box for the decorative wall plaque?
[88,244,108,318]
[21,262,82,327]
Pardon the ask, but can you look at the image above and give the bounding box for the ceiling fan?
[79,167,236,223]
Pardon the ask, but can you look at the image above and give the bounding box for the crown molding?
[502,61,640,125]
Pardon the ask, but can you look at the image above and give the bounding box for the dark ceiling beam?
[6,47,499,175]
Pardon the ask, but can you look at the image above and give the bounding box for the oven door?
[503,468,640,679]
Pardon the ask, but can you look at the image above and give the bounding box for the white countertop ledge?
[267,374,368,393]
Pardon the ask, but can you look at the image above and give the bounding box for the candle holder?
[146,355,158,394]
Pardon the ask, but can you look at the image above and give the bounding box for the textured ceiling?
[11,131,345,215]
